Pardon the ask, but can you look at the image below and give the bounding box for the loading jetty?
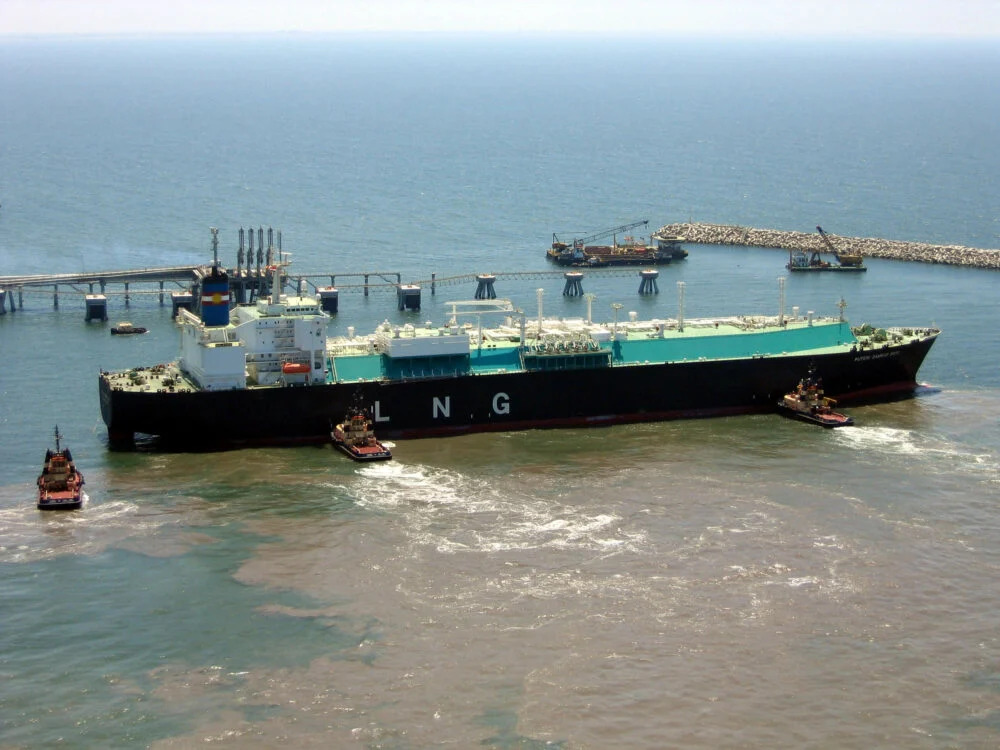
[655,222,1000,270]
[0,225,683,317]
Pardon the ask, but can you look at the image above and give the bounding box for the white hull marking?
[493,392,510,415]
[433,396,451,419]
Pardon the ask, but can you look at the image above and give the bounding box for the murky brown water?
[7,394,989,747]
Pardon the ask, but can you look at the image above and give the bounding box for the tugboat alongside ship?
[331,408,393,462]
[97,240,939,450]
[777,368,855,427]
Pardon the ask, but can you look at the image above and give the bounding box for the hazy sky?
[2,0,999,37]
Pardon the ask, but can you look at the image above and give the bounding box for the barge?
[548,220,688,267]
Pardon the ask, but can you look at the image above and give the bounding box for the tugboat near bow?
[778,369,855,428]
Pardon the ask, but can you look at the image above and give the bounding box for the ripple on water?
[0,483,218,563]
[348,460,648,556]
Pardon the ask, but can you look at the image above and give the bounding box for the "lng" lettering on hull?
[373,392,511,423]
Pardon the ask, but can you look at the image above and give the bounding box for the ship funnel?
[200,227,230,326]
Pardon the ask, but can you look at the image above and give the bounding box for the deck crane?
[816,225,864,267]
[550,220,649,258]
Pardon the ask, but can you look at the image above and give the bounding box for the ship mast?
[778,276,786,326]
[676,281,686,332]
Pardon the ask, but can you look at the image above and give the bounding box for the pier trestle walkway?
[0,265,657,315]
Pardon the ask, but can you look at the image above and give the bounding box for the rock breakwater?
[655,222,1000,269]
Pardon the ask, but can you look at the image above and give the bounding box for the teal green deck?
[613,319,854,363]
[326,319,858,384]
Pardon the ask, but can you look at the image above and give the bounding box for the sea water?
[1,34,999,748]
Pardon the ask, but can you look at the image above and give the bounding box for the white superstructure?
[177,291,328,390]
[372,320,472,358]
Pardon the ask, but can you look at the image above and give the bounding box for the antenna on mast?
[210,227,219,268]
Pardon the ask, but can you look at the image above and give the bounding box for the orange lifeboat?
[282,362,310,374]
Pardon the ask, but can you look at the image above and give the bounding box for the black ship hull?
[100,335,935,449]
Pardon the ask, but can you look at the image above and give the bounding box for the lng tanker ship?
[98,266,939,449]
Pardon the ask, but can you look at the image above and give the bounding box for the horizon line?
[3,29,999,41]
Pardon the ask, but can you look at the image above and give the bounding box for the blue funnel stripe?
[201,277,230,326]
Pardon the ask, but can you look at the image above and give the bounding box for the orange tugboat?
[37,426,86,510]
[778,369,854,428]
[331,409,393,462]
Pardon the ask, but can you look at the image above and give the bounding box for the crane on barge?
[816,225,864,267]
[787,226,868,272]
[548,220,649,261]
